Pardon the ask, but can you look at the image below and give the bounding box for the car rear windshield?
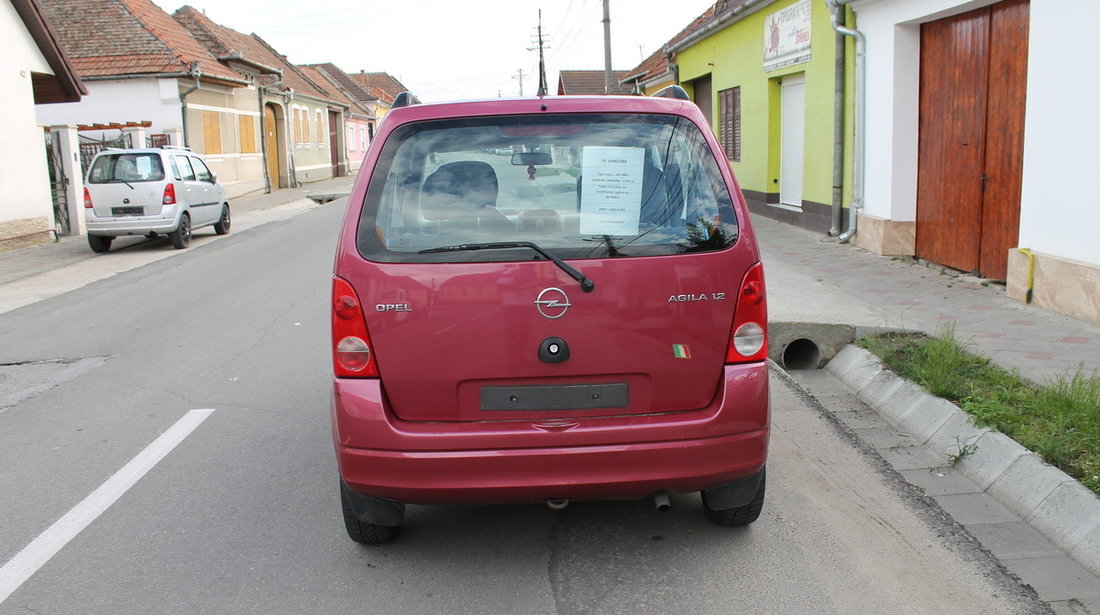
[356,113,739,262]
[88,153,166,184]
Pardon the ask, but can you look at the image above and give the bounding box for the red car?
[331,90,769,543]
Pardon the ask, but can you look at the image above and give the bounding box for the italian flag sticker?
[672,344,692,359]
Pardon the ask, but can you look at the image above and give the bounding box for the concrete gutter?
[826,345,1100,578]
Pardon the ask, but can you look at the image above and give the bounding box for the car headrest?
[422,161,499,208]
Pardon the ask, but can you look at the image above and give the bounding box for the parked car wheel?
[88,234,112,253]
[340,486,400,544]
[213,205,231,235]
[702,468,766,527]
[169,213,191,249]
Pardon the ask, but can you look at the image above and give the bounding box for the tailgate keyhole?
[539,337,570,363]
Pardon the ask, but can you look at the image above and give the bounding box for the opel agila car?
[83,147,231,252]
[331,90,769,544]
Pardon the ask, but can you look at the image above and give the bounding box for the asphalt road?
[0,202,1048,614]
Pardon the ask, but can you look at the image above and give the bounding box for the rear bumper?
[86,209,180,236]
[332,363,769,505]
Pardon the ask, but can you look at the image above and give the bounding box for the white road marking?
[0,409,215,604]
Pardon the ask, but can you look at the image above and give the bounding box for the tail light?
[83,188,93,208]
[332,276,379,378]
[726,262,768,364]
[162,183,176,205]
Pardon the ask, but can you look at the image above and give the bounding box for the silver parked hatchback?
[83,147,230,252]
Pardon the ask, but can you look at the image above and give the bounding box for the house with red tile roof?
[302,64,380,173]
[348,72,409,118]
[33,0,269,196]
[3,0,85,253]
[555,70,633,96]
[172,6,349,188]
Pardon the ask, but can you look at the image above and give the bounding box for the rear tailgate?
[88,182,163,217]
[347,254,744,422]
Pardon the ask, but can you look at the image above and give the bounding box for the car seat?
[421,161,514,234]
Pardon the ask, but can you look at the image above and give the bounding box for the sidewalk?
[755,215,1100,384]
[0,177,354,288]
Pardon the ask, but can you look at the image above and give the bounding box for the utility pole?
[528,10,551,96]
[602,0,613,94]
[513,68,526,96]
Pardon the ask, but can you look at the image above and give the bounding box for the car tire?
[214,205,231,235]
[88,235,113,253]
[169,213,191,249]
[340,485,400,545]
[702,468,766,527]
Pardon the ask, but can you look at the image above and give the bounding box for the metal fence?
[78,133,130,172]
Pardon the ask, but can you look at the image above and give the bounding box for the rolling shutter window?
[239,115,257,153]
[719,87,741,162]
[780,74,806,207]
[202,111,222,154]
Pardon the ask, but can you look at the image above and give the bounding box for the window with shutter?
[719,87,741,162]
[202,111,222,154]
[239,115,257,153]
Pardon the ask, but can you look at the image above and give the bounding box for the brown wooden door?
[915,0,1028,280]
[693,75,713,128]
[980,0,1029,278]
[263,105,281,190]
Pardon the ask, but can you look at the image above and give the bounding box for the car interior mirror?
[511,152,553,166]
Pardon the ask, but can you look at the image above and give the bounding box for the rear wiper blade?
[419,241,595,293]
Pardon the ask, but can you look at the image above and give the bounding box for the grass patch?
[859,327,1100,496]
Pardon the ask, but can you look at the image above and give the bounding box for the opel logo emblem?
[535,287,571,319]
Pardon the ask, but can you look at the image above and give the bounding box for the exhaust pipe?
[653,491,671,512]
[546,498,569,510]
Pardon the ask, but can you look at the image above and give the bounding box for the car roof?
[379,95,703,125]
[94,148,195,156]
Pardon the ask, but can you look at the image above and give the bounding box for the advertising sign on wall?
[764,0,812,71]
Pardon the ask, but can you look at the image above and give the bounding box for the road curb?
[826,345,1100,578]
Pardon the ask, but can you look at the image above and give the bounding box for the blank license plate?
[480,383,628,411]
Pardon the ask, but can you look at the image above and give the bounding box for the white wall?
[1,1,55,226]
[35,77,183,140]
[1017,0,1100,263]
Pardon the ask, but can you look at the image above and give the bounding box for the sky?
[149,0,715,102]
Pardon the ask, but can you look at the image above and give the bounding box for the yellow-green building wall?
[675,0,854,232]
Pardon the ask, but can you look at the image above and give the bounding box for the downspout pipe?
[826,0,865,243]
[829,14,845,236]
[286,88,300,188]
[179,61,201,149]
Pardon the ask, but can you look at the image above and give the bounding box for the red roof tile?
[349,72,408,105]
[172,6,339,104]
[306,63,378,103]
[556,70,633,95]
[39,0,241,83]
[297,64,368,114]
